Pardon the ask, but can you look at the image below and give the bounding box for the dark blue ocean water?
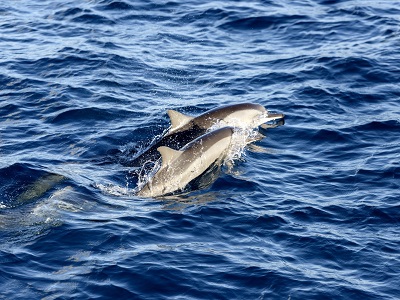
[1,0,400,299]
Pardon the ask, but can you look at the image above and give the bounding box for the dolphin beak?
[267,113,285,121]
[260,113,285,129]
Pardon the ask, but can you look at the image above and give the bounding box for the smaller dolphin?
[16,173,65,206]
[137,127,234,198]
[125,103,284,166]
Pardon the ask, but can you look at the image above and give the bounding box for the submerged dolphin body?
[125,103,284,166]
[137,127,234,198]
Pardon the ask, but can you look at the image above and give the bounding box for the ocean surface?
[1,0,399,299]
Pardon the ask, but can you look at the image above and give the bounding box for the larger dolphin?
[124,103,284,166]
[137,127,234,198]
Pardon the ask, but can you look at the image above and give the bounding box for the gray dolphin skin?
[16,173,65,206]
[125,103,284,166]
[137,127,234,198]
[166,103,284,136]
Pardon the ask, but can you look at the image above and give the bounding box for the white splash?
[207,120,263,166]
[95,182,132,197]
[134,159,161,193]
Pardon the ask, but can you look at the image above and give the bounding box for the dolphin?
[124,103,284,167]
[16,173,65,206]
[137,127,234,198]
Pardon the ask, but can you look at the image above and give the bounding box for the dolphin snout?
[260,113,285,129]
[268,113,285,121]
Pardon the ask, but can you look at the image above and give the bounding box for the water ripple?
[1,0,399,299]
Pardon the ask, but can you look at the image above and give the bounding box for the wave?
[219,14,309,31]
[1,0,399,299]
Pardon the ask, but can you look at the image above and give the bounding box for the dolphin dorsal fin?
[157,146,183,166]
[167,110,193,132]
